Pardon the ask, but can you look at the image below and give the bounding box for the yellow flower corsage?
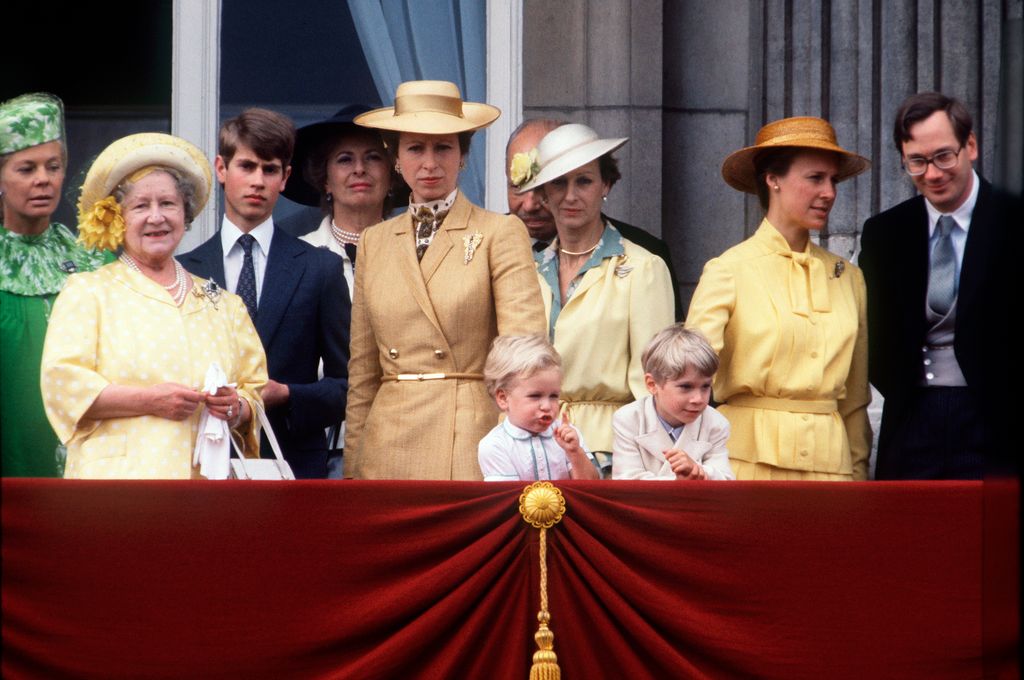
[509,149,540,189]
[77,196,126,251]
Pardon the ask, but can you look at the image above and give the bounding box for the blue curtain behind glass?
[347,0,488,205]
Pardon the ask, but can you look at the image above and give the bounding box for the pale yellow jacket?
[41,262,267,479]
[685,220,871,480]
[345,192,546,480]
[539,236,675,454]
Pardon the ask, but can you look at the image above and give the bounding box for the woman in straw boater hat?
[345,80,546,480]
[685,116,872,480]
[40,133,268,479]
[516,123,675,474]
[0,93,111,477]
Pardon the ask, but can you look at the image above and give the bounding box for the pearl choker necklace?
[120,253,189,306]
[330,221,361,246]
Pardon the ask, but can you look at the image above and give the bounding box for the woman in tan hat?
[686,116,872,480]
[517,123,675,473]
[345,80,546,480]
[1,93,111,477]
[40,133,268,479]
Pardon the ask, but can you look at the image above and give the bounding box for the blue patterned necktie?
[927,215,957,315]
[237,234,258,321]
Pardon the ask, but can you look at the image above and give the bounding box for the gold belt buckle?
[395,373,446,381]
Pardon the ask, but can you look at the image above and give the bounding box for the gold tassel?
[520,482,566,680]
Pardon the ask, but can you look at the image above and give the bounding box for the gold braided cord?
[520,482,565,680]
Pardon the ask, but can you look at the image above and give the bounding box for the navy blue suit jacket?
[179,228,350,478]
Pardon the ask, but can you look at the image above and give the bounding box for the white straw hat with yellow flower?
[516,123,627,193]
[77,133,212,251]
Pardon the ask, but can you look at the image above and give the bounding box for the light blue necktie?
[927,215,957,315]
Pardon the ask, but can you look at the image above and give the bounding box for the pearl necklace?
[120,253,189,306]
[330,221,361,246]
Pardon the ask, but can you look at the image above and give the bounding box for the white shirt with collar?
[220,216,275,304]
[478,418,593,482]
[924,169,979,284]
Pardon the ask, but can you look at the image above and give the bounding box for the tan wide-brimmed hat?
[516,123,628,192]
[76,133,212,250]
[354,80,500,135]
[721,116,870,193]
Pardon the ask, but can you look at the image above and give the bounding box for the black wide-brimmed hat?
[283,103,378,206]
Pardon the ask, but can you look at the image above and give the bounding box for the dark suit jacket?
[859,178,1019,466]
[276,207,322,238]
[179,228,351,478]
[604,214,683,321]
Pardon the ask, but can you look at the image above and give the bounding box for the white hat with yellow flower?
[77,133,212,250]
[516,123,627,193]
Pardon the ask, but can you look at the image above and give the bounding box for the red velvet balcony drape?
[1,480,1017,679]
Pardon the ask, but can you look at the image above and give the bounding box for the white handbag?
[229,403,296,480]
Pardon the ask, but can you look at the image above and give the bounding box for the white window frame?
[171,0,520,246]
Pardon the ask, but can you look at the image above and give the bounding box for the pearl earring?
[395,163,401,173]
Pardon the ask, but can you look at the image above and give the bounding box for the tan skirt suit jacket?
[345,192,547,479]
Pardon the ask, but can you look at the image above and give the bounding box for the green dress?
[0,222,110,476]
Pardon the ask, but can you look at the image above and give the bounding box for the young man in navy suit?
[860,92,1020,479]
[179,108,349,479]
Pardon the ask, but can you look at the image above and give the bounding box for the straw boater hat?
[353,80,500,135]
[516,123,628,193]
[721,116,870,193]
[0,92,65,155]
[284,103,375,206]
[76,133,212,251]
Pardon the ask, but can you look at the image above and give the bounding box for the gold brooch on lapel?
[463,232,483,264]
[833,261,845,279]
[614,254,633,278]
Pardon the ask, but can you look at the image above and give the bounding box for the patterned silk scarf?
[409,190,457,260]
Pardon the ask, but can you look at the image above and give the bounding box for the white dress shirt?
[220,216,274,303]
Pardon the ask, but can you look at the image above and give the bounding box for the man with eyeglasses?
[859,92,1021,479]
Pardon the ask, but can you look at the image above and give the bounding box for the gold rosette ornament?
[519,481,566,679]
[77,197,126,251]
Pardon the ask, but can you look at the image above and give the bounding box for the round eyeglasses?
[902,145,962,176]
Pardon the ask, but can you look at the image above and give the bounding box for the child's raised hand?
[554,418,582,455]
[664,448,707,480]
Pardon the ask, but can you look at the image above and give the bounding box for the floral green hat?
[0,93,65,155]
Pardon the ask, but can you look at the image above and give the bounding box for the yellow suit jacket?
[345,192,547,479]
[685,220,871,480]
[41,262,267,479]
[538,236,675,454]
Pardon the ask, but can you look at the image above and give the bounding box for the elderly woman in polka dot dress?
[40,133,267,479]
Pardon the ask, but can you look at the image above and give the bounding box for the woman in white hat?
[40,133,268,479]
[345,80,546,480]
[686,116,872,480]
[0,93,111,477]
[517,123,675,473]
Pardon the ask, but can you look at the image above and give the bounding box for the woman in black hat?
[285,104,399,299]
[283,104,398,477]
